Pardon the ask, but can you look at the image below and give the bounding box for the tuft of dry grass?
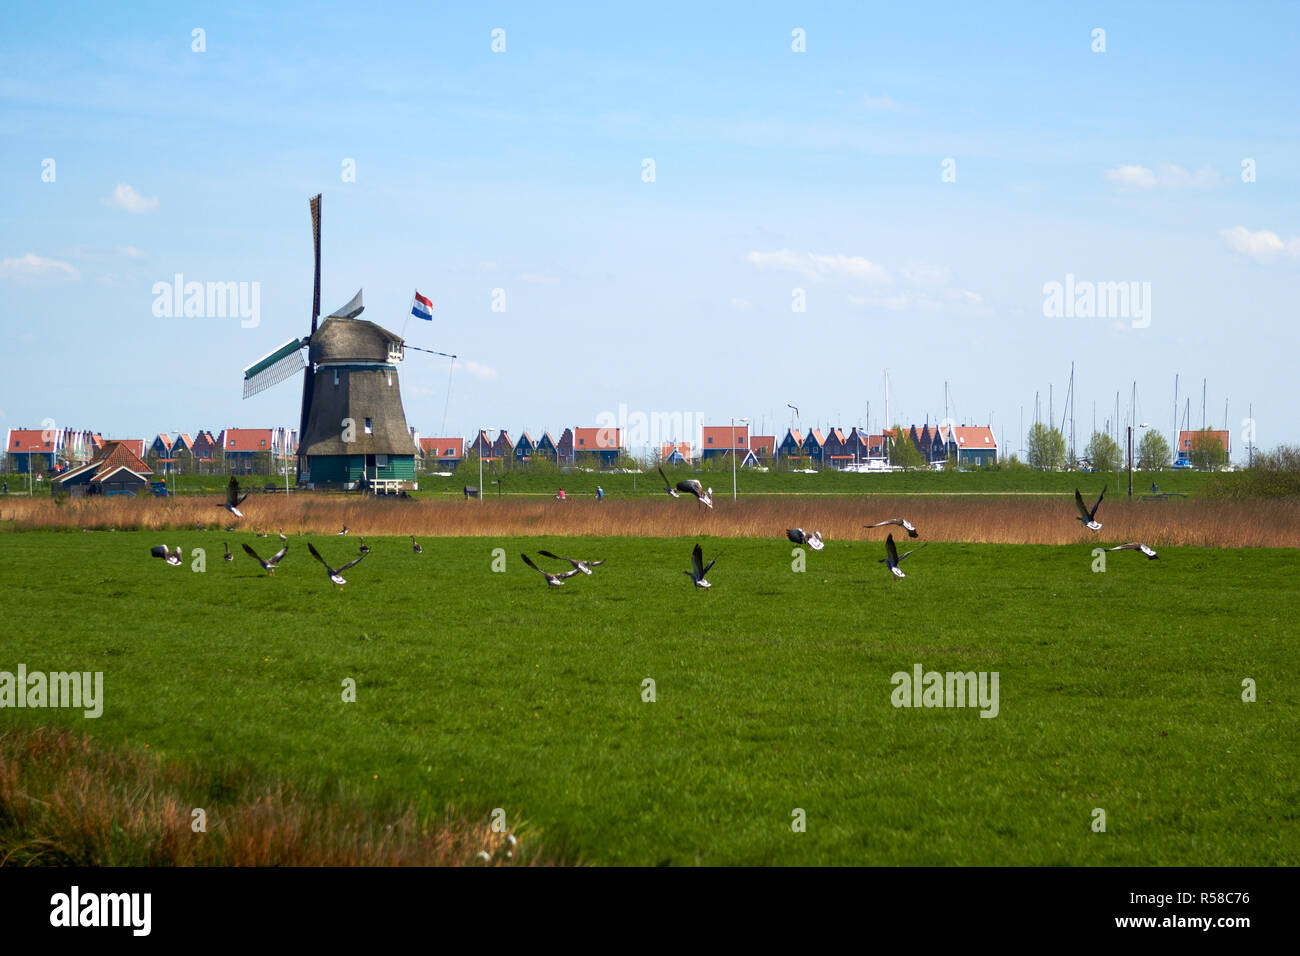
[0,727,560,866]
[3,493,1298,547]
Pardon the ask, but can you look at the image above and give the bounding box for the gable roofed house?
[801,429,826,468]
[53,440,153,497]
[469,429,499,462]
[105,439,148,460]
[514,432,537,463]
[147,433,172,460]
[535,431,559,463]
[823,428,853,469]
[419,437,465,470]
[699,424,750,461]
[778,428,804,465]
[492,430,514,462]
[557,428,574,463]
[661,441,692,465]
[572,427,623,466]
[6,428,61,474]
[748,435,776,464]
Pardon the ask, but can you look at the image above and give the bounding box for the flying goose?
[307,542,367,590]
[538,550,605,575]
[866,518,918,538]
[878,533,925,579]
[411,535,422,554]
[359,538,370,555]
[150,544,183,566]
[786,529,824,550]
[520,553,581,587]
[676,478,713,508]
[657,467,680,498]
[242,542,288,575]
[684,542,717,589]
[1075,486,1106,531]
[1105,542,1158,559]
[223,542,233,562]
[338,525,349,536]
[222,476,249,518]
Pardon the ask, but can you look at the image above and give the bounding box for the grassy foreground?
[1,530,1296,865]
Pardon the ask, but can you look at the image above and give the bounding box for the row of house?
[416,422,1000,471]
[5,427,298,475]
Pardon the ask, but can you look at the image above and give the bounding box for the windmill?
[241,194,419,491]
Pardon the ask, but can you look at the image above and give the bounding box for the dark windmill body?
[242,195,419,491]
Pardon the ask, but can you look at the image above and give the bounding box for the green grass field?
[2,530,1295,865]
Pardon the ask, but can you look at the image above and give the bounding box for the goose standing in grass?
[1105,542,1159,559]
[150,544,183,566]
[411,535,422,554]
[676,477,713,509]
[222,476,249,518]
[657,467,681,498]
[242,542,288,575]
[278,529,287,542]
[359,538,370,555]
[307,542,367,591]
[520,553,581,587]
[866,518,918,538]
[786,529,824,550]
[1075,486,1106,531]
[538,550,605,575]
[223,542,233,563]
[878,533,925,579]
[684,542,718,589]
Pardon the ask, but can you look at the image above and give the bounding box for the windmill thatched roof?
[309,316,402,365]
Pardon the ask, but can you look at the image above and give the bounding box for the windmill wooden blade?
[242,338,307,398]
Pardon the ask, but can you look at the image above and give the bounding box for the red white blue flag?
[411,291,434,321]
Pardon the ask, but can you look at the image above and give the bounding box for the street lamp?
[479,427,495,503]
[1128,423,1149,498]
[731,417,749,500]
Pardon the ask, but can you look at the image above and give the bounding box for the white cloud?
[1104,163,1221,189]
[901,263,952,286]
[862,93,902,112]
[461,360,498,380]
[103,183,160,213]
[0,252,80,282]
[746,249,891,283]
[1219,225,1300,262]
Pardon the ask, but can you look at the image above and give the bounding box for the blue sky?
[2,1,1297,458]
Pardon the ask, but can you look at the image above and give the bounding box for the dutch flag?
[411,291,434,321]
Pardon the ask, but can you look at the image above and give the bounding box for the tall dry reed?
[4,494,1298,547]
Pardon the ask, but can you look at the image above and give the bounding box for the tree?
[1189,429,1228,470]
[1026,423,1067,471]
[1137,430,1171,471]
[1084,431,1122,472]
[887,427,925,469]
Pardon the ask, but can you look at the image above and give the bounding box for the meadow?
[1,525,1296,866]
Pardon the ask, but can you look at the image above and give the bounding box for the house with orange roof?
[661,441,692,465]
[419,437,464,470]
[52,440,153,496]
[222,428,276,474]
[801,429,826,468]
[777,428,804,465]
[492,430,514,462]
[935,424,999,467]
[6,428,60,474]
[571,427,623,466]
[748,435,776,464]
[699,424,749,462]
[535,431,559,463]
[513,432,536,463]
[468,429,500,462]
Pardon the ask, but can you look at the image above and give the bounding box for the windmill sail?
[299,193,323,474]
[243,339,307,398]
[328,288,364,319]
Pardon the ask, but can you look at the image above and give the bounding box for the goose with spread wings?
[657,467,681,498]
[676,477,713,508]
[222,476,249,518]
[520,553,581,587]
[307,542,367,590]
[866,518,918,538]
[878,533,925,579]
[786,528,824,550]
[242,541,288,575]
[1075,486,1106,531]
[685,542,718,589]
[150,544,183,566]
[1105,542,1158,559]
[538,550,605,575]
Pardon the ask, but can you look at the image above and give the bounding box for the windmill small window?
[333,370,339,388]
[365,418,373,434]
